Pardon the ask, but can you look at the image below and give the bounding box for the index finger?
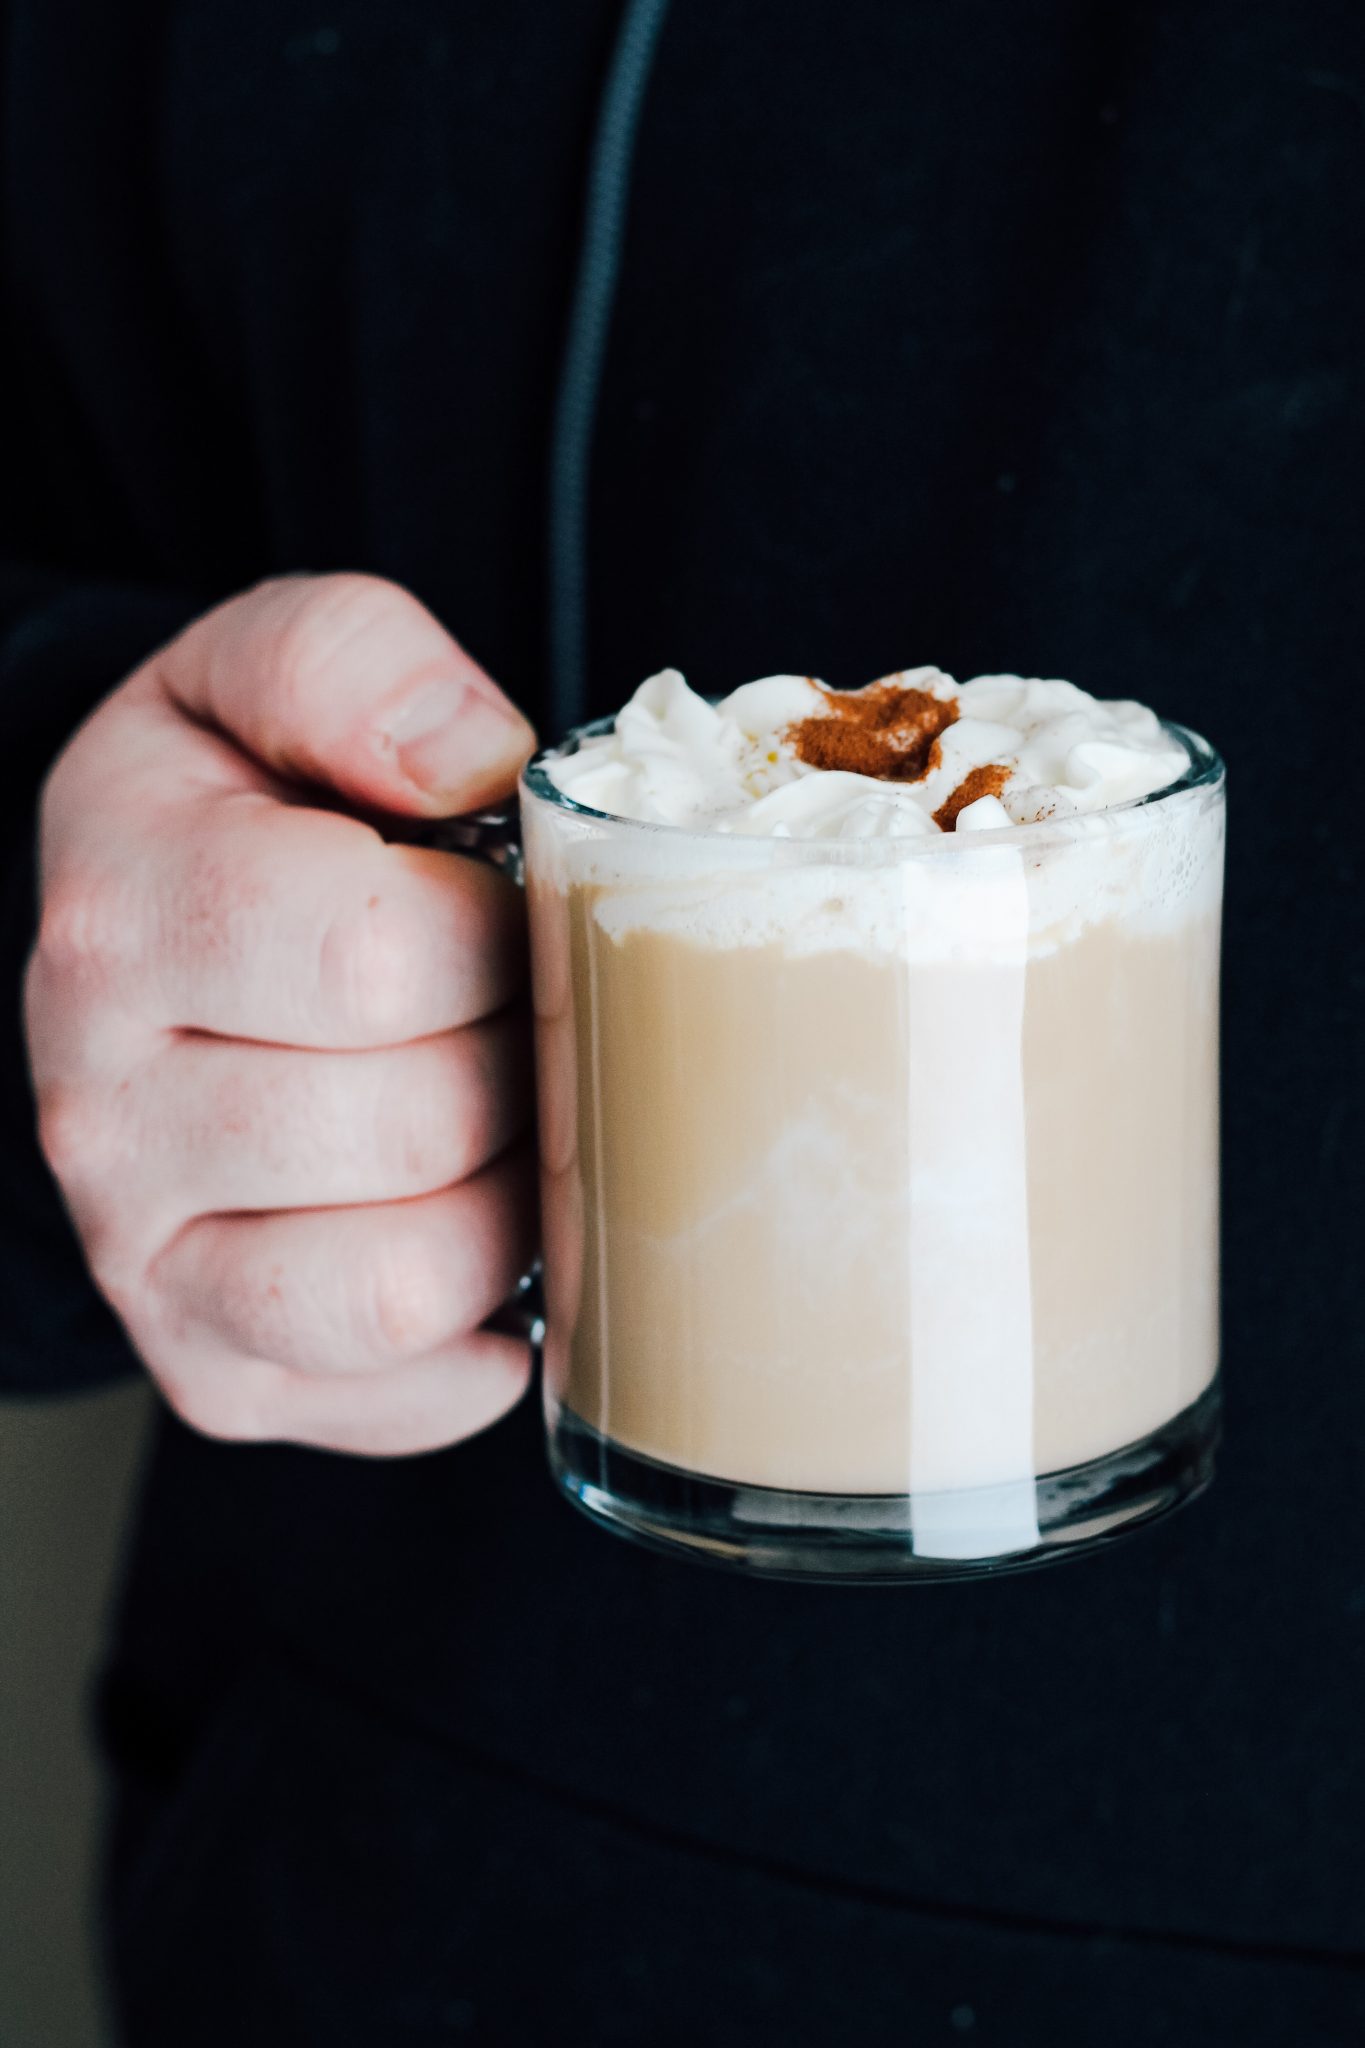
[53,795,528,1049]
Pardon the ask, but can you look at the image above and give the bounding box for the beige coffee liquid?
[530,820,1221,1497]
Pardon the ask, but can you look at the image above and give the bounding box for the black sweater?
[3,4,1363,2041]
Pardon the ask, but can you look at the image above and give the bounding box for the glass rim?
[520,715,1225,854]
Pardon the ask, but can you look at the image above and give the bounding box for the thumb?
[158,573,537,816]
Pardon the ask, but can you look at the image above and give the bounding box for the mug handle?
[413,803,544,1346]
[421,805,525,887]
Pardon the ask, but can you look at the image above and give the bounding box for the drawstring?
[546,0,673,733]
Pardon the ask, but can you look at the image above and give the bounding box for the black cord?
[546,0,673,733]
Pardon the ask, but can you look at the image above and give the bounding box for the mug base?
[546,1380,1221,1582]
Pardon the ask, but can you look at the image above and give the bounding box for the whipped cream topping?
[546,667,1189,840]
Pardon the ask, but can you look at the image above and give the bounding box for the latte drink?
[523,667,1224,1575]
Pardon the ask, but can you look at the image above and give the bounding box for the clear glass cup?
[516,720,1225,1581]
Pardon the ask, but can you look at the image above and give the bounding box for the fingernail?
[385,678,532,800]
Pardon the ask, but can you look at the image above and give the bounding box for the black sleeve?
[0,564,200,1393]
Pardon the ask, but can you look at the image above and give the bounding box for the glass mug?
[437,719,1225,1582]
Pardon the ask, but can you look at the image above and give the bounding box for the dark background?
[2,1,1362,2042]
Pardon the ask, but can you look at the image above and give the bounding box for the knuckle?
[271,573,409,719]
[172,831,263,971]
[317,892,425,1041]
[36,869,142,981]
[160,1367,271,1445]
[82,1221,143,1308]
[204,1259,283,1364]
[35,1080,119,1185]
[362,1234,453,1361]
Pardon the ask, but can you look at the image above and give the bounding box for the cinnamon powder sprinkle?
[788,679,960,784]
[932,762,1012,832]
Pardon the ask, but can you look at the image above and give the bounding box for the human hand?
[25,574,538,1454]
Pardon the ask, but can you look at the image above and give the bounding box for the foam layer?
[527,783,1225,964]
[531,668,1221,961]
[547,667,1190,839]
